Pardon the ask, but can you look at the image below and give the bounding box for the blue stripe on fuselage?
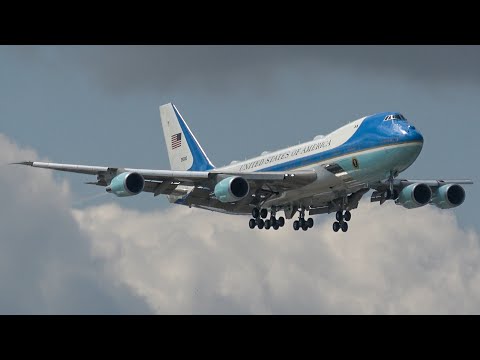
[255,113,423,172]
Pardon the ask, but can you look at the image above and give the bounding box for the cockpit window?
[384,114,406,121]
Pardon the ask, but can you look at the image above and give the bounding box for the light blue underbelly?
[335,143,423,182]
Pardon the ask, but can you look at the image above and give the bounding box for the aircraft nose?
[406,125,424,143]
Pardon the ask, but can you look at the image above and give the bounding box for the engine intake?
[214,176,250,203]
[395,183,432,209]
[106,172,145,197]
[431,184,465,209]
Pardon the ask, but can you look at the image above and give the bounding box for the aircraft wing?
[11,161,334,196]
[11,161,210,183]
[370,177,474,204]
[393,179,474,187]
[370,178,474,192]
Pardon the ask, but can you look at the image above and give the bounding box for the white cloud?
[2,132,479,314]
[0,134,151,314]
[74,199,480,314]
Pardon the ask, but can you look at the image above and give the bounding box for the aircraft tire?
[264,219,271,230]
[299,218,306,228]
[344,211,351,222]
[333,222,340,232]
[336,211,343,222]
[260,209,268,219]
[270,217,277,227]
[293,220,300,231]
[307,218,314,228]
[257,219,264,229]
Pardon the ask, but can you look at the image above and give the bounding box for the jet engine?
[395,183,432,209]
[431,184,466,209]
[214,176,250,203]
[106,172,145,197]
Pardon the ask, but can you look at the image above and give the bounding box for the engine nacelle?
[395,183,432,209]
[431,184,465,209]
[106,172,145,197]
[214,176,250,203]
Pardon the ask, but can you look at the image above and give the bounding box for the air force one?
[13,103,473,233]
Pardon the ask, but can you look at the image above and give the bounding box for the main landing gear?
[292,208,314,231]
[249,206,351,233]
[249,207,285,230]
[332,210,351,233]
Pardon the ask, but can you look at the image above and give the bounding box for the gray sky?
[0,45,479,314]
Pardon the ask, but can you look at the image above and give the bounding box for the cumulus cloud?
[2,132,479,314]
[0,133,151,314]
[74,200,480,314]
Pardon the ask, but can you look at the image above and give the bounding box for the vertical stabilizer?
[159,103,215,171]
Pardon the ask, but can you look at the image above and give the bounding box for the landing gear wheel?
[270,217,277,227]
[257,219,264,229]
[293,220,300,231]
[336,211,343,222]
[260,209,268,219]
[299,218,306,228]
[307,218,314,228]
[333,222,340,232]
[264,219,271,230]
[344,211,351,222]
[341,221,348,232]
[273,224,279,230]
[252,208,260,219]
[249,219,256,229]
[302,223,309,231]
[278,217,285,227]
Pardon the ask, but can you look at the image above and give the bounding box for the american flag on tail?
[171,133,182,149]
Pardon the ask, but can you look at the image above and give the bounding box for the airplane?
[12,103,473,233]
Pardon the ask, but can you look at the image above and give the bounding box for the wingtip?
[9,161,34,166]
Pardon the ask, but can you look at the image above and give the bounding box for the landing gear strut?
[384,189,399,200]
[384,170,399,200]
